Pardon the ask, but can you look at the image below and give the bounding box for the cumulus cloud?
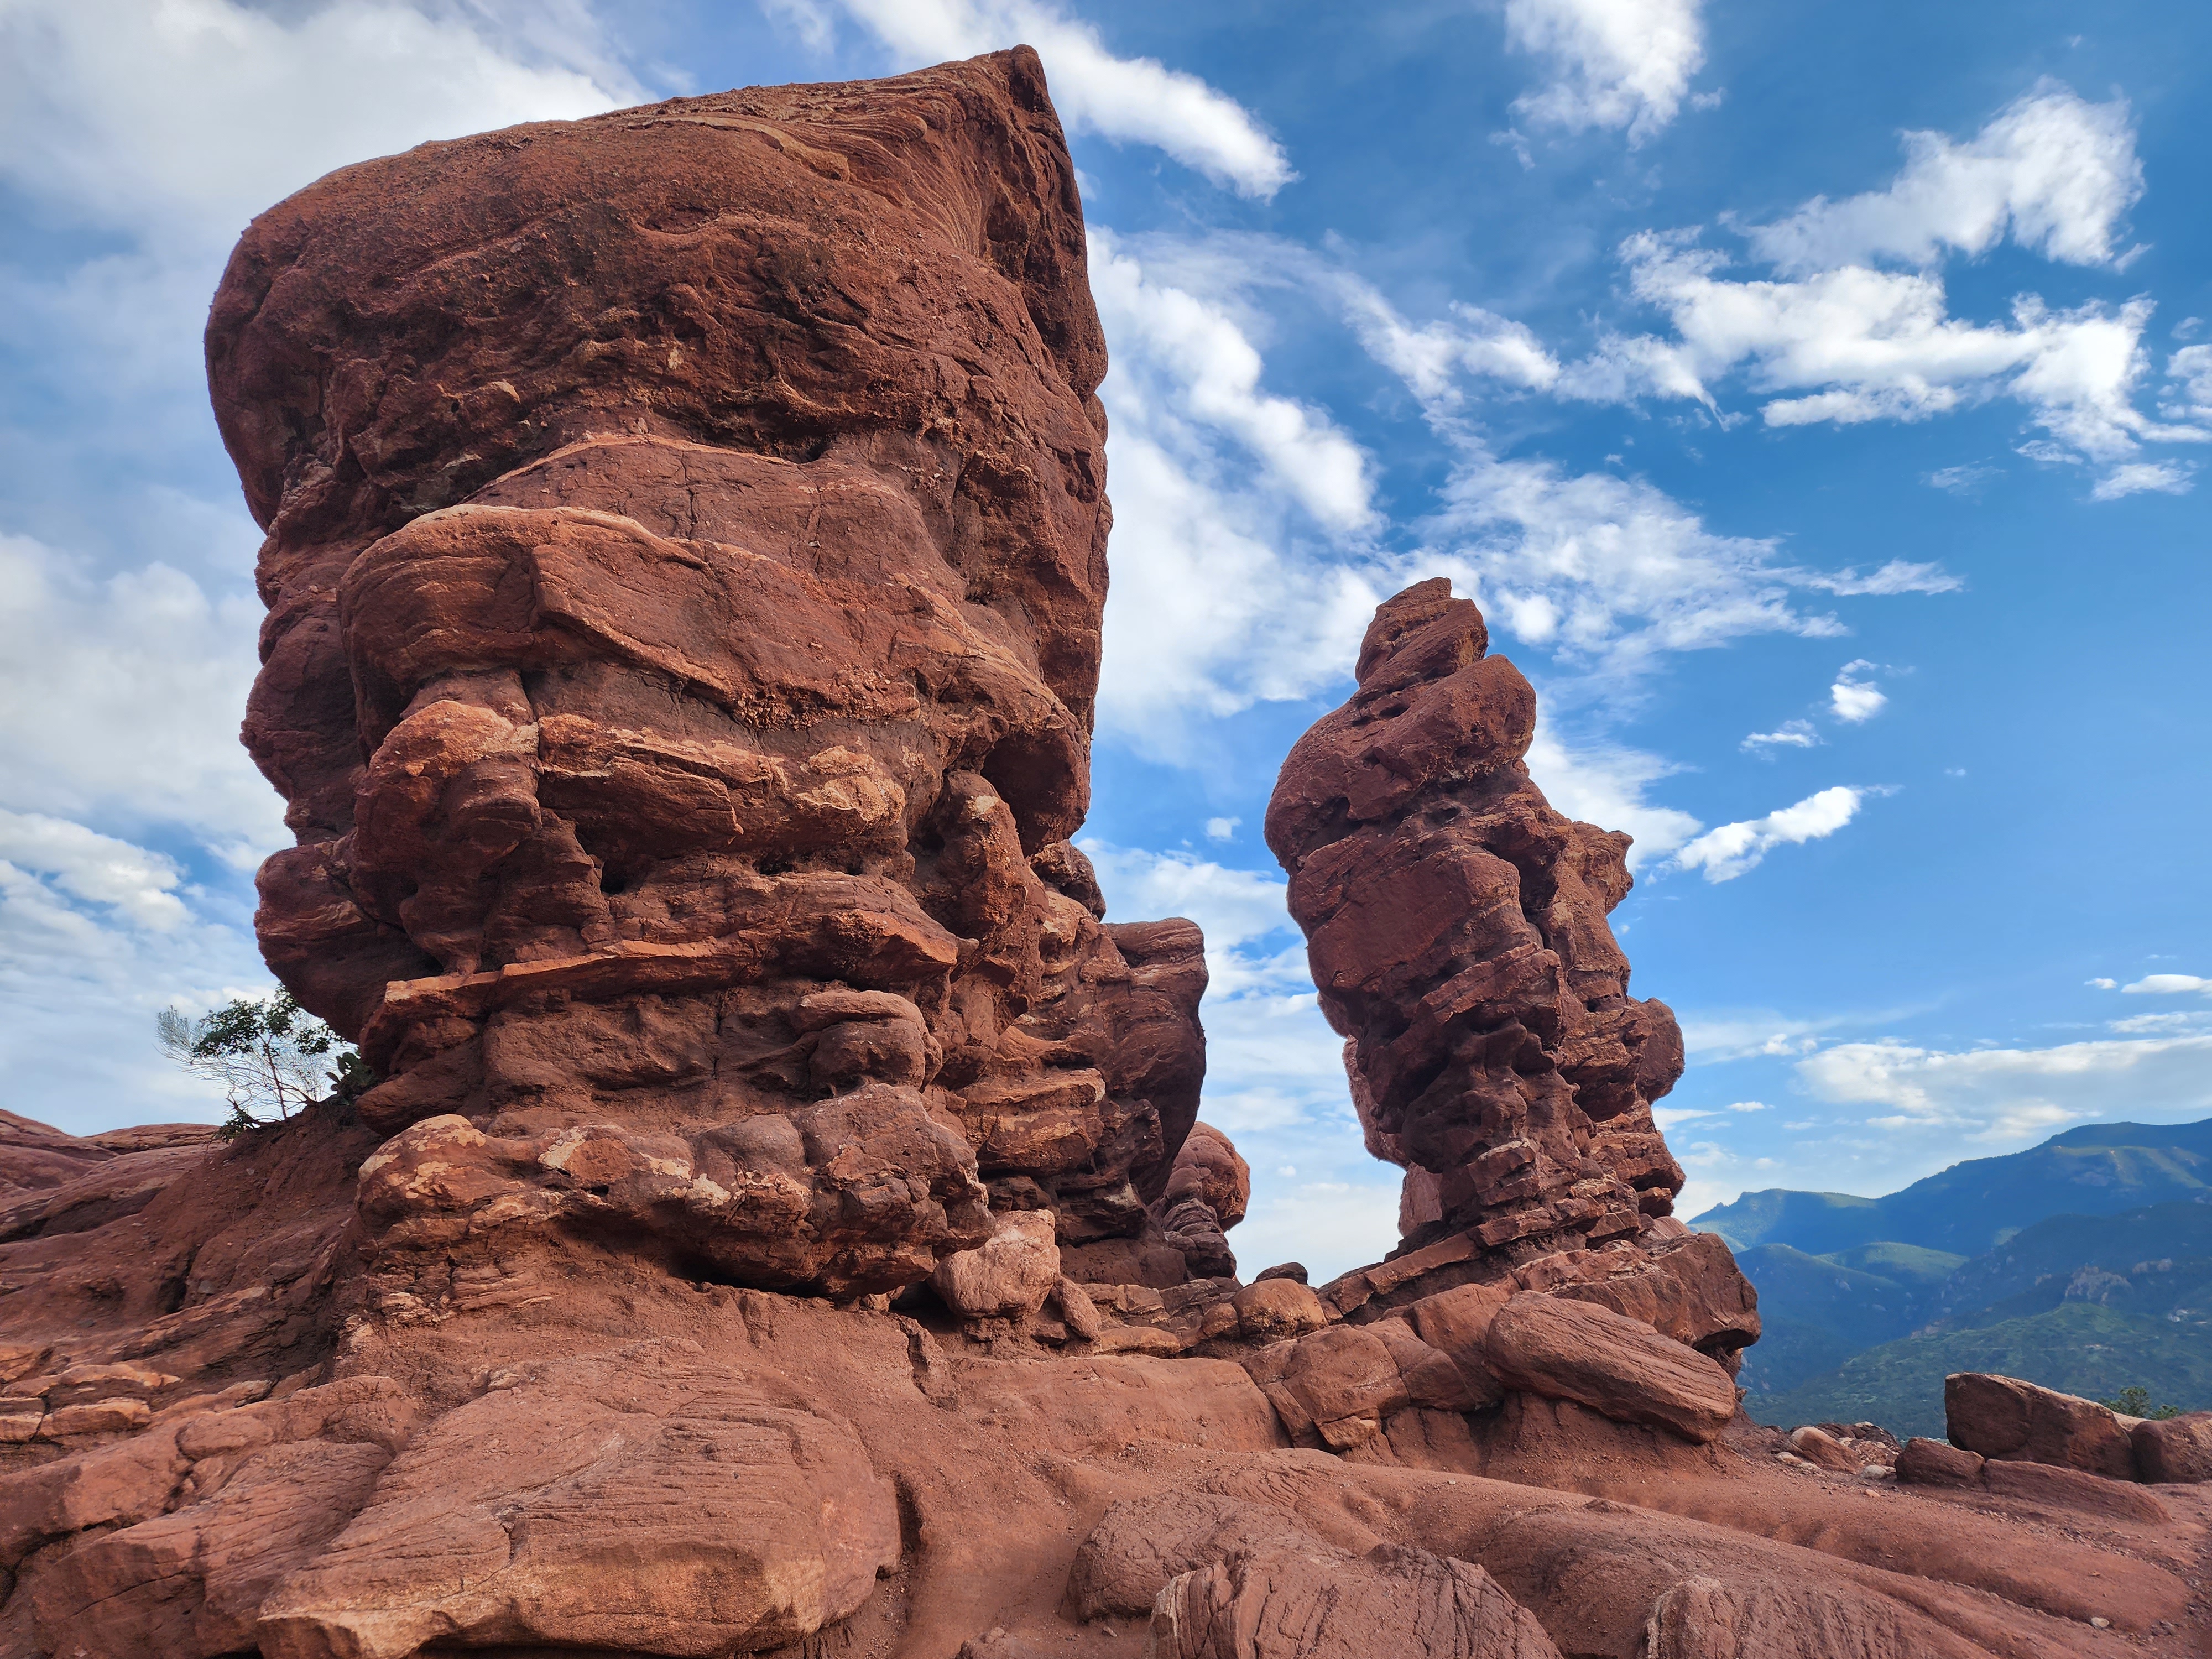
[1829,660,1886,722]
[789,0,1295,196]
[1609,237,2197,468]
[1745,83,2145,274]
[1086,235,1387,750]
[1090,232,1374,531]
[1672,785,1869,881]
[1798,1032,2212,1141]
[1501,0,1708,148]
[1741,719,1819,754]
[1520,84,2204,491]
[0,810,189,931]
[1204,817,1240,841]
[0,533,281,855]
[2123,973,2212,995]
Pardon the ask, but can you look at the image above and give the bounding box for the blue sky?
[2,0,2206,1281]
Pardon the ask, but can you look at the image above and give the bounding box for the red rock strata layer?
[214,45,1212,1293]
[2,49,2204,1659]
[1267,579,1759,1362]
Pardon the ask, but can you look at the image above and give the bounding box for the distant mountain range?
[1691,1119,2212,1437]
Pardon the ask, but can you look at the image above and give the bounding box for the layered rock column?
[213,48,1206,1296]
[1266,580,1756,1359]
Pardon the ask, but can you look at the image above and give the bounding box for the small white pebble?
[2090,1616,2110,1629]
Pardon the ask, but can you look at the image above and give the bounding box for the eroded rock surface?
[1266,581,1757,1358]
[4,45,2206,1659]
[221,45,1206,1297]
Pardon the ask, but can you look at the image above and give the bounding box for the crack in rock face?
[216,46,1209,1297]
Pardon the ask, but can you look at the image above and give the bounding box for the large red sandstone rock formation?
[216,42,1213,1290]
[1,50,2205,1659]
[1267,580,1759,1363]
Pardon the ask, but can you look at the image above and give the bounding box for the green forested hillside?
[1750,1303,2212,1439]
[1710,1119,2212,1435]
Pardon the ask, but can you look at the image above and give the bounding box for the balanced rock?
[1266,581,1756,1357]
[217,46,1206,1296]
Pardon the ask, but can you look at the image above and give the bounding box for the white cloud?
[1798,1033,2212,1140]
[1610,237,2198,469]
[798,0,1294,196]
[1204,816,1240,841]
[2090,461,2196,500]
[1087,237,1387,751]
[1672,785,1868,882]
[1726,1100,1771,1112]
[1678,1011,1834,1062]
[1741,719,1819,754]
[1523,724,1701,869]
[1501,0,1708,148]
[1829,659,1887,723]
[1232,1177,1402,1288]
[1332,282,1961,682]
[0,0,629,255]
[2109,1011,2212,1035]
[1745,83,2144,274]
[1527,85,2201,491]
[1090,232,1374,531]
[0,533,283,857]
[2167,345,2212,420]
[1926,462,2000,494]
[2087,977,2117,988]
[1419,444,1845,675]
[1335,282,1562,409]
[0,810,189,930]
[2123,973,2212,995]
[1652,1106,1714,1130]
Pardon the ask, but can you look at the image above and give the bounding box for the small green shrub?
[156,991,374,1138]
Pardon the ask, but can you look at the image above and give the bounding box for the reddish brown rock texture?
[4,49,2209,1659]
[1266,580,1757,1361]
[216,45,1208,1294]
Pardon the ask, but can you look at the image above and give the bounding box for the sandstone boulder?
[1785,1426,1859,1473]
[931,1210,1062,1319]
[1068,1493,1307,1619]
[1943,1373,2135,1480]
[1146,1540,1562,1659]
[1482,1295,1736,1443]
[1894,1437,1984,1488]
[2131,1410,2212,1483]
[1404,1282,1511,1409]
[1230,1279,1328,1342]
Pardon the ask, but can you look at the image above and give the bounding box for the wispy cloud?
[1798,1032,2212,1140]
[1741,719,1819,754]
[780,0,1295,196]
